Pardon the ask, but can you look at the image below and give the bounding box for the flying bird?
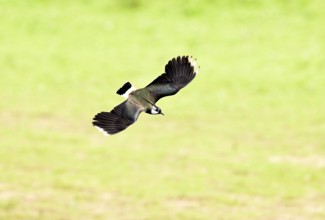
[92,55,199,135]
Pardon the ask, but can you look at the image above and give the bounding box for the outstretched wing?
[92,100,144,135]
[145,56,199,103]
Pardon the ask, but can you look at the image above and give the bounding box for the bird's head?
[151,106,164,115]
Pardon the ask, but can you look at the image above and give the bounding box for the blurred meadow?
[1,0,325,219]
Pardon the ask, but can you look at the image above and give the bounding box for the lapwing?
[92,55,199,135]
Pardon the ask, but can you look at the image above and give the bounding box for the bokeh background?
[1,0,325,219]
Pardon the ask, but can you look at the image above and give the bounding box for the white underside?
[122,85,136,99]
[95,126,110,136]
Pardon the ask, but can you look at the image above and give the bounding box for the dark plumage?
[92,55,199,135]
[116,82,132,96]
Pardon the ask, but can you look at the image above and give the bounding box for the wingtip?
[94,125,111,136]
[188,56,199,74]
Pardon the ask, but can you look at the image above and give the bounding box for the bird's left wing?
[92,100,144,135]
[145,56,199,103]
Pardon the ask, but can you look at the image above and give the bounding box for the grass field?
[1,0,325,219]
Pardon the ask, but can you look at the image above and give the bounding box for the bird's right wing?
[92,100,143,135]
[145,56,199,103]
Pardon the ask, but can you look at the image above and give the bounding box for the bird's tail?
[116,82,136,99]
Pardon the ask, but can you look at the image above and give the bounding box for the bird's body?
[93,56,199,135]
[130,89,154,110]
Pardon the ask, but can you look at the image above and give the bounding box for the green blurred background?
[1,0,325,219]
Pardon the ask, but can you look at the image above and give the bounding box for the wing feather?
[92,100,143,135]
[146,56,199,103]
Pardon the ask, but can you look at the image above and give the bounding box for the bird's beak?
[160,112,164,116]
